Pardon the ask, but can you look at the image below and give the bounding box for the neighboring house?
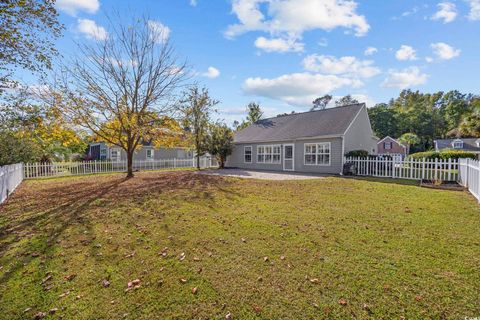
[88,142,193,161]
[377,136,407,158]
[226,103,378,174]
[434,138,480,154]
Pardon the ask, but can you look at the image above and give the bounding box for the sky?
[26,0,480,124]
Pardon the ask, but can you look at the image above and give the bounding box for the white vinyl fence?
[344,157,459,181]
[0,163,24,204]
[24,157,218,179]
[458,158,480,202]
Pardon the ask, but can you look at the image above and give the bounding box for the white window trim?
[110,148,121,162]
[304,142,331,166]
[146,148,154,160]
[256,144,281,164]
[244,146,252,163]
[384,142,392,150]
[452,139,463,149]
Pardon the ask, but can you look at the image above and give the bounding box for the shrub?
[409,150,476,160]
[345,150,369,157]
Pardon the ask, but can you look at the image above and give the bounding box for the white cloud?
[431,42,461,60]
[395,45,418,61]
[425,56,434,63]
[364,47,378,56]
[57,0,99,16]
[190,0,197,6]
[77,19,107,41]
[302,55,380,78]
[466,0,480,20]
[225,0,370,52]
[243,73,362,106]
[148,20,171,44]
[254,36,304,53]
[383,67,428,89]
[202,66,220,78]
[431,2,457,23]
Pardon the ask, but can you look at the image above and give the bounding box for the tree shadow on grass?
[0,177,130,283]
[0,171,240,284]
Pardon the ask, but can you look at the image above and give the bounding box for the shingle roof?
[435,138,480,152]
[234,103,364,143]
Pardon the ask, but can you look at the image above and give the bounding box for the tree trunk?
[196,153,200,170]
[219,156,225,168]
[127,150,134,178]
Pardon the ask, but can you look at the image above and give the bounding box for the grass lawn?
[0,171,479,319]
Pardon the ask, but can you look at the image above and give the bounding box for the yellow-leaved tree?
[49,15,188,177]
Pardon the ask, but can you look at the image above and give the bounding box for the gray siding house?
[88,142,193,161]
[226,103,377,174]
[434,138,480,154]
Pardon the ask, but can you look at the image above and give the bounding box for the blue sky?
[35,0,480,123]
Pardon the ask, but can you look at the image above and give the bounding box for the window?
[244,146,252,163]
[257,145,281,164]
[452,139,464,149]
[146,149,154,160]
[304,143,330,165]
[384,142,392,150]
[111,148,121,162]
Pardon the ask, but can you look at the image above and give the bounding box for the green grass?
[0,171,479,319]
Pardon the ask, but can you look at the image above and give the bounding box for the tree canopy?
[368,90,480,152]
[0,0,62,90]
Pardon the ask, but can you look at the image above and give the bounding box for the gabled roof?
[378,136,407,149]
[435,138,480,152]
[234,103,365,143]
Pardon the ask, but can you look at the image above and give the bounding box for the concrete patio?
[196,168,328,180]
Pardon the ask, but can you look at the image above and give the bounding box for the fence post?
[465,158,470,188]
[421,158,425,181]
[392,158,395,178]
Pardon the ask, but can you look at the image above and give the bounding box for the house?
[88,142,193,161]
[434,138,480,154]
[377,136,407,158]
[226,103,378,174]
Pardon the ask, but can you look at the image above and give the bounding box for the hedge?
[409,150,477,160]
[345,150,369,157]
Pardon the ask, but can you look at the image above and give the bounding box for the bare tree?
[52,15,188,178]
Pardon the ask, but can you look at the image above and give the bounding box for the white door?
[283,144,294,171]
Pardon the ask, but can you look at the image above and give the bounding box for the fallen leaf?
[252,305,262,314]
[192,287,198,294]
[102,279,110,288]
[263,256,269,262]
[225,312,232,319]
[179,253,186,261]
[415,295,423,301]
[338,299,348,306]
[280,256,286,260]
[49,308,58,314]
[34,312,46,319]
[179,278,187,284]
[309,278,319,284]
[65,274,76,281]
